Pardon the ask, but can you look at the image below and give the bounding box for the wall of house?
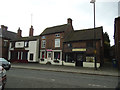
[115,17,120,68]
[40,32,64,50]
[0,38,9,60]
[9,39,39,62]
[63,40,103,68]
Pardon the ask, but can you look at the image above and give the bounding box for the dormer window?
[42,36,46,39]
[55,34,60,37]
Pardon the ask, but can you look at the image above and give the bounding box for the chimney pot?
[1,25,8,30]
[17,27,22,37]
[29,25,34,36]
[67,18,72,26]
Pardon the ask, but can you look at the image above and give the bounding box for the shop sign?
[72,48,86,52]
[47,49,52,51]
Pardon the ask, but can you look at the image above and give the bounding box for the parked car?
[0,66,7,90]
[0,58,11,70]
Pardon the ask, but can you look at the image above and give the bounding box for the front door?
[47,52,52,60]
[76,54,83,67]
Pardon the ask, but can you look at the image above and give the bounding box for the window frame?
[55,39,60,48]
[41,40,46,48]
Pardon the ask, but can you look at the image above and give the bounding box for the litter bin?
[112,59,117,68]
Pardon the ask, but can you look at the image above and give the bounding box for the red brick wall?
[40,32,65,50]
[0,38,9,60]
[115,17,120,68]
[63,40,103,63]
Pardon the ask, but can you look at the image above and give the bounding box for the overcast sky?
[0,0,119,45]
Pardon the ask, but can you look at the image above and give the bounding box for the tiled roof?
[10,35,40,41]
[0,28,18,40]
[40,24,68,35]
[64,26,103,42]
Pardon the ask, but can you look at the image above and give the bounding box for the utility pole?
[90,0,97,70]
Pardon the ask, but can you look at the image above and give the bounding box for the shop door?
[47,52,52,60]
[76,54,83,67]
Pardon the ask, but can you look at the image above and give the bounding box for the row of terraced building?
[0,18,104,68]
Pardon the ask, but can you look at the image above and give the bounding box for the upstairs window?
[41,40,46,48]
[42,36,46,39]
[24,41,29,47]
[87,41,93,48]
[55,34,60,37]
[4,40,8,47]
[11,42,15,48]
[68,43,72,48]
[55,39,60,47]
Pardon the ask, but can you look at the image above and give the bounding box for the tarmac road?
[5,68,118,88]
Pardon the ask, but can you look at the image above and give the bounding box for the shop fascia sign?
[72,48,86,52]
[47,49,52,51]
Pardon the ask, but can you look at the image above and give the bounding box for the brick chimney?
[29,25,34,37]
[67,18,72,26]
[17,27,22,37]
[1,25,8,30]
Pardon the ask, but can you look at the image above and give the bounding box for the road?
[5,68,118,88]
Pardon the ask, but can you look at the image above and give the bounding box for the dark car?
[0,58,11,70]
[0,66,7,90]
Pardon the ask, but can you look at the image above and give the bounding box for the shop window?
[86,56,95,62]
[30,53,34,60]
[55,39,60,47]
[65,53,74,63]
[54,52,60,60]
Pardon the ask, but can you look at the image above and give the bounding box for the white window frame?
[55,34,60,37]
[42,36,46,39]
[41,40,46,48]
[55,39,60,47]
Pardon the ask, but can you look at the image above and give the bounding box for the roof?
[10,35,40,42]
[40,24,68,35]
[0,28,18,40]
[64,27,103,42]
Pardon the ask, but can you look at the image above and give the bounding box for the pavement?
[11,62,119,77]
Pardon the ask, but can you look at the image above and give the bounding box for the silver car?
[0,66,7,90]
[0,58,11,70]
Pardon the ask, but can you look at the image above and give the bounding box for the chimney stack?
[29,25,34,37]
[67,18,72,26]
[17,27,22,37]
[1,25,8,30]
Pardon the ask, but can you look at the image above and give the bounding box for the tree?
[103,32,111,60]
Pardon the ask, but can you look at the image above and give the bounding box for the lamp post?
[90,0,97,70]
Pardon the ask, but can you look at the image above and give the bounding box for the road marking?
[88,84,107,88]
[51,79,55,81]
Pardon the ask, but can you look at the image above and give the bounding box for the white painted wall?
[15,41,24,48]
[26,40,39,62]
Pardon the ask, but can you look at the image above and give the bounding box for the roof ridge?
[46,24,67,29]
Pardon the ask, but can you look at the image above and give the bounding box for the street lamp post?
[90,0,97,70]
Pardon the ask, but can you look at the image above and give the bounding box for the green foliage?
[103,32,110,59]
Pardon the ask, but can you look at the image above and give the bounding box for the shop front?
[40,49,62,65]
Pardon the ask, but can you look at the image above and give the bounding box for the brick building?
[63,27,104,68]
[39,18,73,65]
[114,17,120,69]
[0,25,18,60]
